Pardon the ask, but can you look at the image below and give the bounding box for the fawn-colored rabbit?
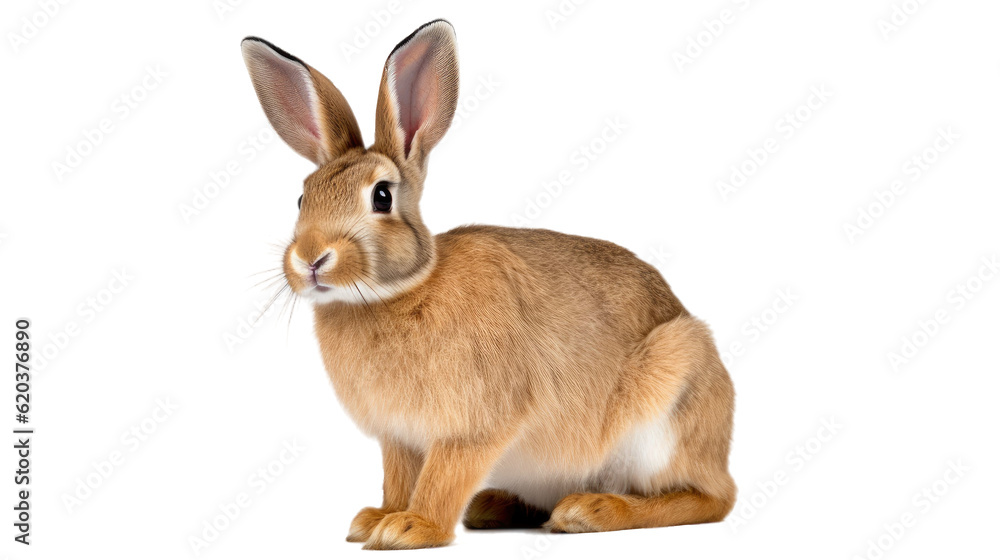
[242,19,735,550]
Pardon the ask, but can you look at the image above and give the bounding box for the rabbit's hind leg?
[545,314,737,533]
[544,488,732,533]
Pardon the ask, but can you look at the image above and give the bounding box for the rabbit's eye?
[297,194,303,209]
[372,182,392,213]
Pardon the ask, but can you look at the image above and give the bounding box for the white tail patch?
[487,411,677,510]
[594,411,677,495]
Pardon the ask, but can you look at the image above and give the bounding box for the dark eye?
[372,182,392,213]
[297,194,303,209]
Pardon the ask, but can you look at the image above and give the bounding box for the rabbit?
[241,19,736,550]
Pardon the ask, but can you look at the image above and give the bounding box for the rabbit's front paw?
[363,511,453,550]
[346,507,391,542]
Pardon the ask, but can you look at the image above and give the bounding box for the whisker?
[343,215,367,244]
[250,273,287,290]
[352,281,376,318]
[248,267,283,278]
[278,285,296,321]
[254,284,289,326]
[286,293,300,332]
[357,274,389,307]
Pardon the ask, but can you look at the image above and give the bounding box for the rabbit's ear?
[241,37,363,165]
[373,20,458,172]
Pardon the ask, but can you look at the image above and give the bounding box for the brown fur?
[464,489,551,529]
[241,20,736,550]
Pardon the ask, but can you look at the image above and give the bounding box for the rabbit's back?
[443,224,687,327]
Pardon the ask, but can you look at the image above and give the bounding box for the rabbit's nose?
[309,252,332,271]
[290,248,337,279]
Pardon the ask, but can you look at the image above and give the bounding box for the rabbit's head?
[241,20,458,304]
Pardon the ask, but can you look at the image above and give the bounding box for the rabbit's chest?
[314,299,532,444]
[319,331,482,447]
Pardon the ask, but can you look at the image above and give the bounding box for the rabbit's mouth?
[313,285,332,294]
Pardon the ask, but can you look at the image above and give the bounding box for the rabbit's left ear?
[372,20,459,174]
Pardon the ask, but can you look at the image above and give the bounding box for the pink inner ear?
[269,57,321,140]
[391,40,439,157]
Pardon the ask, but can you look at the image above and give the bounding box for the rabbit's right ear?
[241,37,363,166]
[372,20,459,175]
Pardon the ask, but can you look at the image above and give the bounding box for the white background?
[2,0,999,558]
